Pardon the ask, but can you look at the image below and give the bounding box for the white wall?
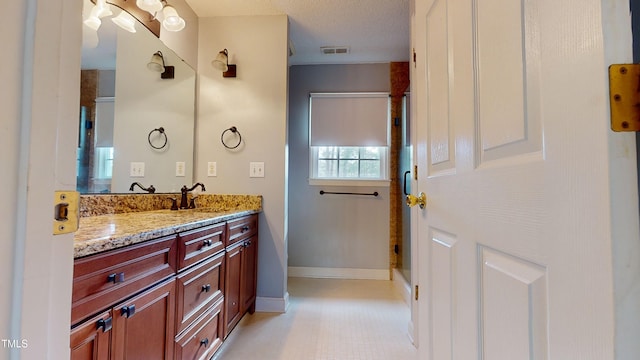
[287,64,391,278]
[111,27,196,193]
[4,0,79,358]
[158,0,198,69]
[196,15,290,309]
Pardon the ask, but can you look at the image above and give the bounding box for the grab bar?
[319,190,379,197]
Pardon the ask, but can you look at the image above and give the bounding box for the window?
[312,146,387,179]
[309,92,390,184]
[94,147,114,180]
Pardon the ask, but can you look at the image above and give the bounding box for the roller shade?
[310,92,390,147]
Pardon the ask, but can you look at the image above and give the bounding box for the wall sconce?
[211,49,237,78]
[147,51,175,79]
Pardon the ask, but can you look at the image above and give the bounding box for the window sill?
[308,179,390,187]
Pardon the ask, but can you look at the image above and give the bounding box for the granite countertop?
[74,208,259,259]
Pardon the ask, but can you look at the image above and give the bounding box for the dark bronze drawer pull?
[202,239,213,247]
[96,317,112,332]
[241,225,250,232]
[201,284,211,293]
[107,272,125,284]
[121,305,136,318]
[200,338,209,347]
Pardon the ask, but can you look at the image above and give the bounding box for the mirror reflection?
[78,0,195,194]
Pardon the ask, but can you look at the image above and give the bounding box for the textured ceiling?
[184,0,410,65]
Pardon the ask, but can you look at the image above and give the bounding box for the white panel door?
[409,0,638,359]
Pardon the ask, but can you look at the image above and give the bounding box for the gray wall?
[288,64,391,274]
[196,15,289,308]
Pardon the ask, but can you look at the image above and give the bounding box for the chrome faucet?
[180,183,206,209]
[129,182,156,193]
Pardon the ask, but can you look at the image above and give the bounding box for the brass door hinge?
[413,165,418,180]
[53,191,80,235]
[413,48,417,67]
[414,285,419,301]
[609,64,640,131]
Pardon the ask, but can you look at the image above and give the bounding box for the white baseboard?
[288,266,390,280]
[255,292,289,313]
[392,268,411,306]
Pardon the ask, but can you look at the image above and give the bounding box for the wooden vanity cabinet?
[71,235,177,326]
[174,223,227,357]
[70,311,112,360]
[174,298,224,360]
[71,213,259,359]
[112,278,176,360]
[224,214,259,338]
[71,278,176,360]
[175,250,225,334]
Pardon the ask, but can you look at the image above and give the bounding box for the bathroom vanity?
[70,194,261,360]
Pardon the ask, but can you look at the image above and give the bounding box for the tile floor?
[213,277,418,360]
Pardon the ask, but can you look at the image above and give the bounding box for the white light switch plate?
[176,162,186,177]
[250,162,265,178]
[130,162,145,177]
[207,162,217,177]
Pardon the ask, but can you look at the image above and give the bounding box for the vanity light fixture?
[83,0,112,31]
[211,49,237,78]
[147,51,175,79]
[112,10,137,33]
[161,3,186,32]
[136,0,163,14]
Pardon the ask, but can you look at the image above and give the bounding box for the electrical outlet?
[249,162,265,178]
[207,162,217,177]
[130,162,145,177]
[176,162,186,177]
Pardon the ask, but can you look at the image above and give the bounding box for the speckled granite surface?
[75,194,262,259]
[80,194,262,217]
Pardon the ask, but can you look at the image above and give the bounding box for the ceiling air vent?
[321,46,350,55]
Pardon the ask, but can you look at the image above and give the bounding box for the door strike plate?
[609,64,640,131]
[53,191,80,235]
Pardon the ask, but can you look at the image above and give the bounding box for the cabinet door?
[240,235,258,314]
[224,243,243,338]
[112,278,176,360]
[70,311,112,360]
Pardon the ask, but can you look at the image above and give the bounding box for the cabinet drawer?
[71,235,177,326]
[178,223,225,270]
[226,214,258,247]
[176,251,225,334]
[175,298,224,360]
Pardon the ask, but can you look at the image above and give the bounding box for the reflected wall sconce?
[147,51,175,79]
[136,0,163,14]
[161,3,186,32]
[83,0,113,31]
[211,49,237,78]
[111,10,137,33]
[83,0,185,37]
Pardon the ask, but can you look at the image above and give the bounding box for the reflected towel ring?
[221,126,242,149]
[148,127,168,149]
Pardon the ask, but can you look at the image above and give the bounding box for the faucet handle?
[189,197,197,209]
[169,198,178,211]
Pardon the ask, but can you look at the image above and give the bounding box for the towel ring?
[221,126,242,149]
[148,127,168,149]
